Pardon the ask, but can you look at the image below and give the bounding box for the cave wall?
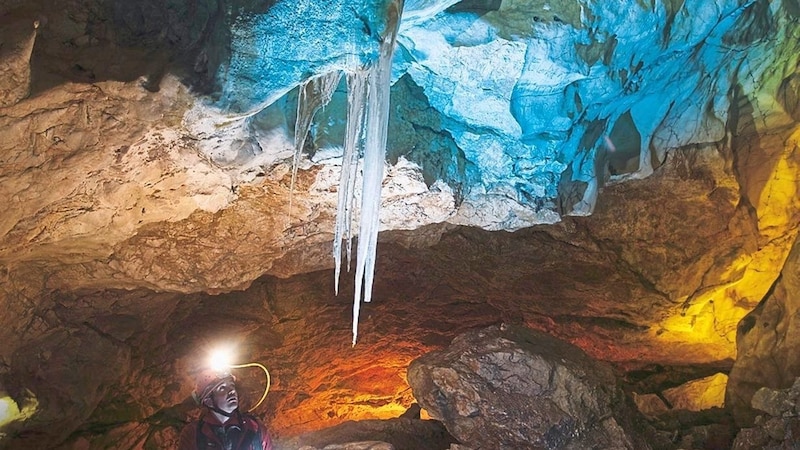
[727,234,800,426]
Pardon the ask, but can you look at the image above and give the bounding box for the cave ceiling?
[0,0,799,446]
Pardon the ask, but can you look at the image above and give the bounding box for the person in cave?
[179,370,273,450]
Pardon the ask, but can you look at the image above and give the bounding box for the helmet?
[192,369,235,405]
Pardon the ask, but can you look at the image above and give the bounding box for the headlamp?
[208,345,235,375]
[203,344,272,412]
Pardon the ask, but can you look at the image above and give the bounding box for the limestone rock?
[751,386,794,418]
[0,15,38,107]
[731,377,800,450]
[634,373,728,416]
[727,235,800,425]
[407,324,662,449]
[664,372,728,413]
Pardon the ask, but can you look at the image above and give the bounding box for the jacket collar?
[200,407,242,426]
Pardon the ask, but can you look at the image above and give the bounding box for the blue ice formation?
[234,0,405,345]
[214,0,799,230]
[394,0,799,227]
[218,0,388,112]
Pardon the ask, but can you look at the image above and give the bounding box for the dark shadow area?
[1,0,231,98]
[607,110,642,176]
[446,0,502,16]
[276,418,458,450]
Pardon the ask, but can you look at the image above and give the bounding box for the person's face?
[206,379,239,413]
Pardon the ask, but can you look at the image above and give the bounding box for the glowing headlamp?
[204,344,272,412]
[207,345,236,375]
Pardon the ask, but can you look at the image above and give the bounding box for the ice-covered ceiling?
[194,0,796,228]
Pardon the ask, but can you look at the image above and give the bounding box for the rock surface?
[634,373,728,416]
[727,235,800,425]
[407,324,663,449]
[731,377,800,449]
[0,14,38,107]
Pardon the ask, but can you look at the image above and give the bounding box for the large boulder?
[407,324,663,449]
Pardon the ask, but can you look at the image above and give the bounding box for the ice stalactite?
[347,1,403,346]
[291,1,403,345]
[333,70,367,296]
[289,72,342,219]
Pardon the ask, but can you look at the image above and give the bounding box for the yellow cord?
[230,362,271,412]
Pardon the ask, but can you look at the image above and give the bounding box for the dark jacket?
[178,409,272,450]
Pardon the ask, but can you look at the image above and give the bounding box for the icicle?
[350,0,404,346]
[334,70,368,295]
[289,72,342,220]
[289,2,403,346]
